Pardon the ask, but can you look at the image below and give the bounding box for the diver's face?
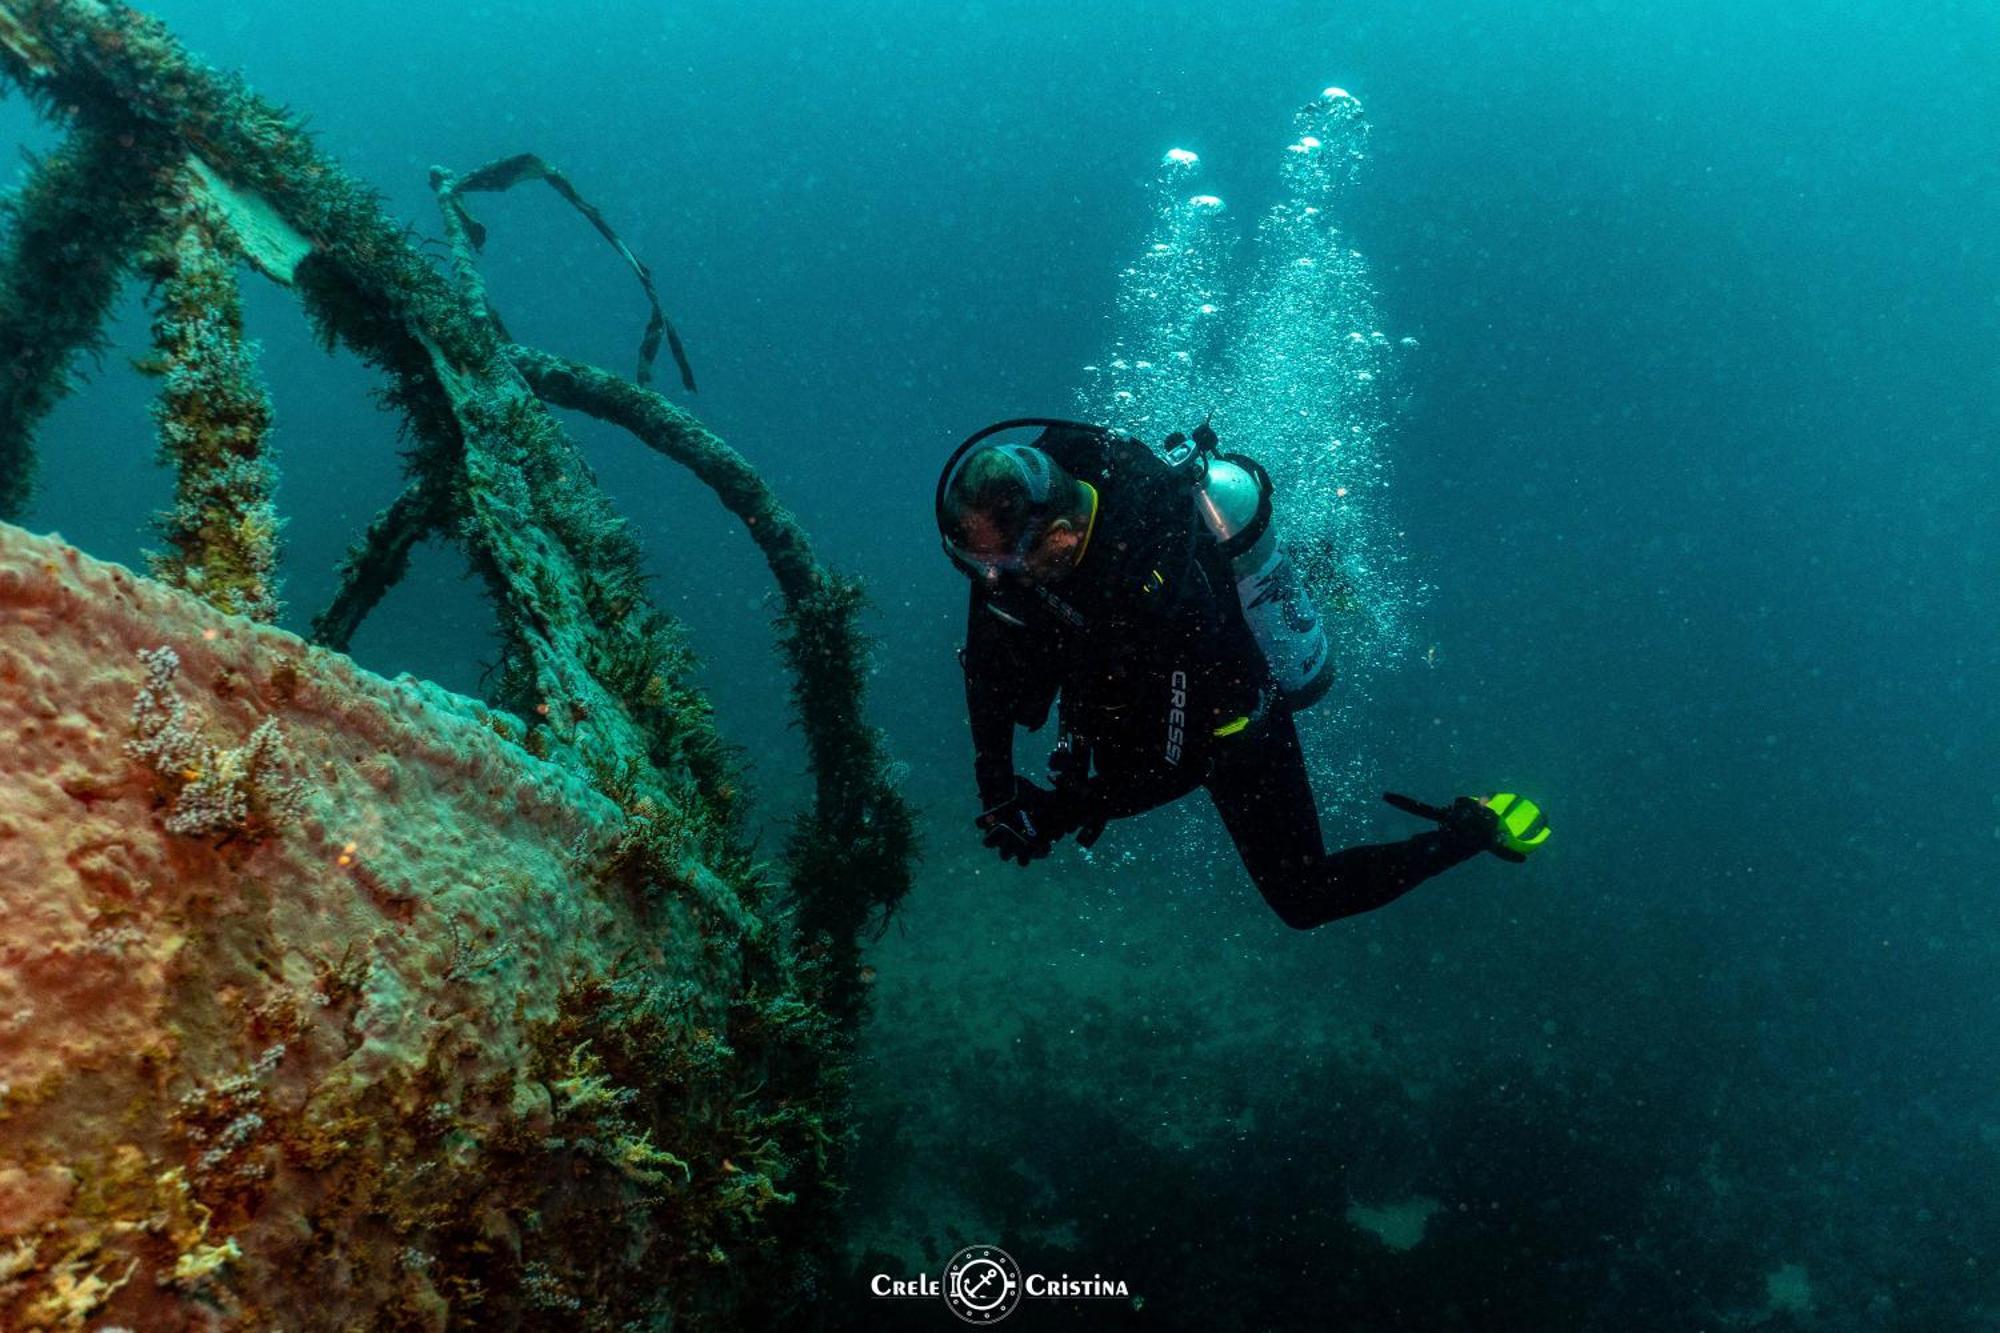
[952,509,1076,586]
[1023,517,1083,583]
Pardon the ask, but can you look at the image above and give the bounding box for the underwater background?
[6,0,1994,1327]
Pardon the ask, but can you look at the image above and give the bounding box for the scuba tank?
[1163,418,1334,711]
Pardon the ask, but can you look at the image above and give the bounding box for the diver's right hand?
[977,777,1066,866]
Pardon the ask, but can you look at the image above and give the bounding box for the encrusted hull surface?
[0,522,799,1329]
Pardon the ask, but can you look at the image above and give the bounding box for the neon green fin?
[1481,793,1551,855]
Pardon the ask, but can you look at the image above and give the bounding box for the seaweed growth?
[0,114,176,519]
[139,178,282,622]
[510,347,918,1002]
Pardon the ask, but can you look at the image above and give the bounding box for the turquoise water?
[6,1,1994,1327]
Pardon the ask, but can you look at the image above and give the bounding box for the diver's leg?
[1066,742,1202,830]
[1204,708,1483,929]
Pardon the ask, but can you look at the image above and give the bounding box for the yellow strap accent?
[1212,715,1250,737]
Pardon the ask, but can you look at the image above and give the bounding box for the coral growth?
[124,644,304,839]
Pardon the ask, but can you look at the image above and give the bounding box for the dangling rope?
[437,153,697,393]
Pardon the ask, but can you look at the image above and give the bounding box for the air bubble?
[1077,81,1415,830]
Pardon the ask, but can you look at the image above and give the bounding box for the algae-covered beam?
[438,156,915,946]
[508,347,812,601]
[774,575,918,963]
[309,475,451,652]
[0,118,175,518]
[140,178,282,623]
[509,345,915,966]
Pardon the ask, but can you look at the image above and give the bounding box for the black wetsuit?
[959,425,1484,928]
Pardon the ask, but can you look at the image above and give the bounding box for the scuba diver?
[937,417,1548,929]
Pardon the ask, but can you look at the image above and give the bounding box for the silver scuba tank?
[1179,443,1335,710]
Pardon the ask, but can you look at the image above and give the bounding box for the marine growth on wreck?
[0,1,913,1326]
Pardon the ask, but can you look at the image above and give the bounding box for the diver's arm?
[961,590,1049,809]
[967,678,1017,811]
[962,591,1078,865]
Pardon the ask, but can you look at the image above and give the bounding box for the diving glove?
[977,776,1071,866]
[1383,791,1551,863]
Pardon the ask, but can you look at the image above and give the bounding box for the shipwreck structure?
[0,1,914,1327]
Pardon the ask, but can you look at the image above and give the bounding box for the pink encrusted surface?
[0,520,674,1326]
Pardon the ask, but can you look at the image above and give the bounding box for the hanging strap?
[441,152,695,392]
